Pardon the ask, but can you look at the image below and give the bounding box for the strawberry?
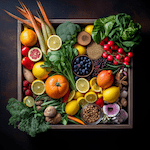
[23,87,27,92]
[25,89,32,96]
[95,98,104,108]
[23,80,29,87]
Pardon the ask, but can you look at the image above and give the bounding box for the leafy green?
[41,44,78,90]
[6,98,51,137]
[92,13,142,52]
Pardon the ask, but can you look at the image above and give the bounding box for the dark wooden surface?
[0,0,149,149]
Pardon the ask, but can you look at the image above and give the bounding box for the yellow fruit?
[77,97,88,107]
[31,79,45,95]
[23,96,35,107]
[97,93,103,99]
[74,44,86,55]
[103,86,120,103]
[84,91,97,103]
[76,78,90,93]
[67,90,75,102]
[74,91,84,100]
[90,77,101,92]
[47,35,62,51]
[84,25,94,36]
[20,27,37,47]
[32,61,50,80]
[65,100,79,115]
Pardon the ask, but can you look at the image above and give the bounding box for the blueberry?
[88,58,91,62]
[80,57,83,60]
[85,63,88,67]
[82,64,85,68]
[76,58,80,63]
[80,61,83,65]
[86,60,89,63]
[80,71,83,75]
[74,65,77,69]
[74,61,77,65]
[75,76,79,81]
[83,59,86,63]
[88,64,91,68]
[84,57,87,60]
[82,69,85,74]
[88,61,92,65]
[85,70,89,74]
[79,68,82,72]
[77,64,81,68]
[85,67,88,70]
[77,71,80,75]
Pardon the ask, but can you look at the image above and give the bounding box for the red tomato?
[107,55,113,61]
[103,44,110,51]
[117,48,124,54]
[103,37,109,43]
[113,60,118,65]
[124,56,130,62]
[100,41,105,46]
[123,61,129,65]
[128,52,133,58]
[115,54,121,60]
[107,49,112,54]
[102,52,108,59]
[107,41,114,47]
[21,46,30,57]
[111,45,118,50]
[95,98,104,108]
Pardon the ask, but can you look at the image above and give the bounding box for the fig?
[103,103,120,117]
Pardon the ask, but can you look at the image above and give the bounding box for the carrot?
[67,115,85,125]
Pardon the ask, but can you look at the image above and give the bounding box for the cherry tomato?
[111,45,118,50]
[103,37,109,43]
[21,46,30,57]
[100,41,105,46]
[107,55,113,61]
[115,54,121,60]
[124,56,130,62]
[123,61,129,65]
[95,98,104,108]
[107,49,112,54]
[102,52,108,59]
[113,60,118,65]
[107,41,114,47]
[128,52,133,58]
[117,48,124,54]
[103,44,110,51]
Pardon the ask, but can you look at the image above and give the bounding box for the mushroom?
[45,113,61,124]
[44,106,57,117]
[35,100,43,106]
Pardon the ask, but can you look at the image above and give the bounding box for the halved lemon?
[84,91,97,103]
[31,79,45,95]
[23,96,35,107]
[77,97,88,107]
[90,77,101,92]
[67,90,75,102]
[47,35,62,51]
[75,78,89,93]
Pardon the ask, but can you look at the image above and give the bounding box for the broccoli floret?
[56,21,81,42]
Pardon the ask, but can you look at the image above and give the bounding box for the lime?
[31,79,45,95]
[84,91,97,103]
[47,35,62,51]
[24,96,35,107]
[65,100,79,115]
[75,78,89,93]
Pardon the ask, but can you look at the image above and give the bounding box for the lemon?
[84,91,97,103]
[103,86,120,103]
[97,93,103,99]
[67,90,75,102]
[74,91,84,100]
[90,77,101,92]
[32,61,50,80]
[31,79,45,95]
[84,25,94,36]
[77,97,88,107]
[23,96,35,107]
[65,100,79,115]
[74,44,86,55]
[47,35,62,51]
[76,78,90,93]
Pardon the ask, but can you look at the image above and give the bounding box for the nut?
[121,98,127,107]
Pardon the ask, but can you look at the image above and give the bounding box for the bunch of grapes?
[100,37,133,65]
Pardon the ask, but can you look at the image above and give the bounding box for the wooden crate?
[17,19,133,129]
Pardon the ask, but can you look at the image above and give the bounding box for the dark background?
[0,0,148,149]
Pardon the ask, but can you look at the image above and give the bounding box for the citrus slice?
[77,97,88,107]
[90,77,101,92]
[67,90,75,102]
[47,35,62,51]
[75,78,89,93]
[28,47,42,62]
[24,96,35,107]
[31,79,45,95]
[84,91,97,103]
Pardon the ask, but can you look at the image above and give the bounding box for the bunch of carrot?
[4,0,56,55]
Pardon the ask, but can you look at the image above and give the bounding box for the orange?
[20,27,37,47]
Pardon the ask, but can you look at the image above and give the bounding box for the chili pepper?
[22,57,34,70]
[62,88,70,103]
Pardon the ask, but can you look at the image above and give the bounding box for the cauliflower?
[56,21,81,43]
